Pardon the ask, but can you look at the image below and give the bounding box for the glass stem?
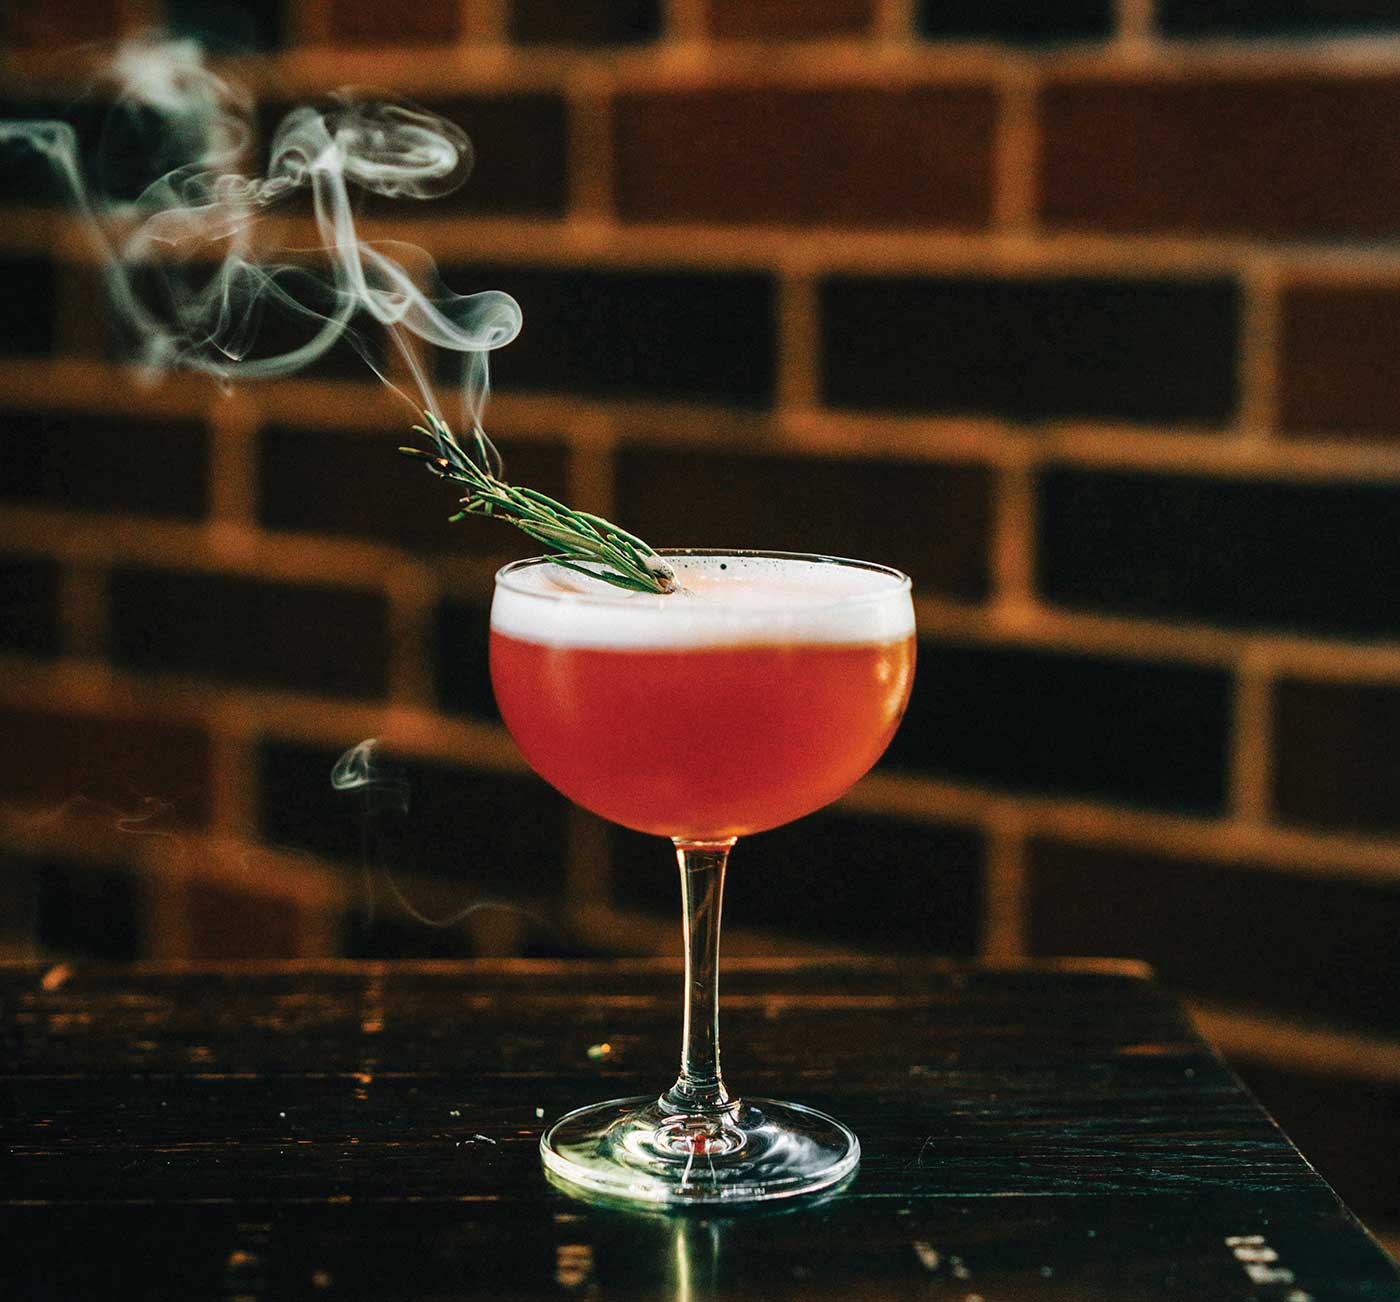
[662,837,737,1116]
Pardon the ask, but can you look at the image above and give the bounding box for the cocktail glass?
[490,550,915,1205]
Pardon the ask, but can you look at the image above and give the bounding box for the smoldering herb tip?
[401,411,677,595]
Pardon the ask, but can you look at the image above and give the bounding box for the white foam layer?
[491,554,915,649]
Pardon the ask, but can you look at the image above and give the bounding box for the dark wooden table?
[2,958,1397,1300]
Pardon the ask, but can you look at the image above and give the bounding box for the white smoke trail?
[332,739,555,936]
[0,34,521,437]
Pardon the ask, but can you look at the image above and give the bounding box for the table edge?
[0,955,1157,979]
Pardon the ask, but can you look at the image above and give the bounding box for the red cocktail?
[490,637,913,840]
[491,551,915,1205]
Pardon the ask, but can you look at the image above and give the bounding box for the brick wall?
[3,0,1400,1240]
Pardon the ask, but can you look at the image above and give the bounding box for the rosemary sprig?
[399,411,677,595]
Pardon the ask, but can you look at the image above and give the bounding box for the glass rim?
[493,549,912,610]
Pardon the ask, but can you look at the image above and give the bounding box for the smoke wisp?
[0,34,520,436]
[332,738,556,940]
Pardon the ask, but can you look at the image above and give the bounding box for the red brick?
[0,258,54,355]
[258,95,568,217]
[1162,0,1400,38]
[37,859,140,960]
[1038,468,1400,639]
[614,813,984,954]
[4,0,121,46]
[0,407,208,520]
[823,274,1237,424]
[615,443,993,600]
[704,0,873,39]
[110,569,391,701]
[258,424,568,554]
[0,554,59,657]
[439,262,776,405]
[1273,679,1400,836]
[1280,284,1400,441]
[185,882,301,960]
[1028,839,1400,1035]
[889,642,1230,811]
[324,0,463,43]
[1040,76,1400,239]
[0,705,212,827]
[614,84,996,228]
[509,0,660,45]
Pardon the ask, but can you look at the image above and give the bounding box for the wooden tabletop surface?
[1,957,1396,1299]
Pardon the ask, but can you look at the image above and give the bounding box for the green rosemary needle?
[399,411,677,595]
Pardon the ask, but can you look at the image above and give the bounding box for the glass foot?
[540,1095,860,1206]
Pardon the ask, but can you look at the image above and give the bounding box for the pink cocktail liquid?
[490,555,915,839]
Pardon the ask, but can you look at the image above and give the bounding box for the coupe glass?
[490,550,915,1204]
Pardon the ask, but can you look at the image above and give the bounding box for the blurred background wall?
[1,0,1398,1248]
